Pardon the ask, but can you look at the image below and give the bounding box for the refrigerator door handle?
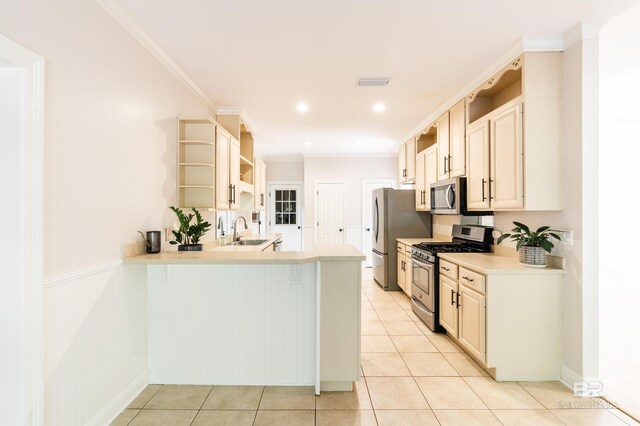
[374,198,379,243]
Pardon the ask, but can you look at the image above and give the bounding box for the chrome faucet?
[233,216,248,241]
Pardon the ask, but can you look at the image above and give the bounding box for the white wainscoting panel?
[147,263,316,385]
[44,262,148,426]
[345,226,362,251]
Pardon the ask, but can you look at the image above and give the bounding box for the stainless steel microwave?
[430,177,491,215]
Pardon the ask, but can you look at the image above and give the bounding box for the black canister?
[139,230,161,253]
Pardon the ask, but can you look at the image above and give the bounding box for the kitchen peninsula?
[124,238,364,394]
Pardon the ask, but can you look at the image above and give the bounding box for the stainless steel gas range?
[410,224,493,332]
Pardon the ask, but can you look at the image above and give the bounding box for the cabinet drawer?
[458,267,486,294]
[439,259,458,279]
[397,242,405,253]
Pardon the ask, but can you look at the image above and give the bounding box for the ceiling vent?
[357,77,390,87]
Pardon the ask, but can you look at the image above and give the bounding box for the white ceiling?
[114,0,632,157]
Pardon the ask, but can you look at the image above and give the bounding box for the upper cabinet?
[466,52,562,211]
[398,137,416,184]
[176,117,217,209]
[415,144,438,211]
[437,100,466,181]
[253,158,267,211]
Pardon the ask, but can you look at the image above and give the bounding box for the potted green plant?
[497,221,561,267]
[169,206,212,251]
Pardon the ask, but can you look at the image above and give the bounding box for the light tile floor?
[112,269,638,425]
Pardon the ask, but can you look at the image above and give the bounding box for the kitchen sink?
[225,239,268,246]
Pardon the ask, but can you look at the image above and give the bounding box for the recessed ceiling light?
[373,103,387,112]
[302,141,312,146]
[296,103,309,113]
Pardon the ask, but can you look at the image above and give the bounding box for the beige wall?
[0,1,212,277]
[265,160,304,182]
[302,156,396,249]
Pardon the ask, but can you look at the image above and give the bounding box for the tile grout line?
[252,386,265,426]
[188,385,215,426]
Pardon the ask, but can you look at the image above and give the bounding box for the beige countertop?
[438,252,565,275]
[396,237,446,246]
[124,243,365,265]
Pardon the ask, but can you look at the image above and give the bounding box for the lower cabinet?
[457,285,485,363]
[438,275,458,335]
[397,250,406,291]
[437,255,563,381]
[396,241,413,297]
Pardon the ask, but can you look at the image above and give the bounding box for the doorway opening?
[0,34,45,425]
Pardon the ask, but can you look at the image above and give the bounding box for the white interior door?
[316,182,345,246]
[362,179,395,267]
[269,184,303,250]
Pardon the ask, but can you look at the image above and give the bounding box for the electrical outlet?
[559,230,574,245]
[165,227,173,241]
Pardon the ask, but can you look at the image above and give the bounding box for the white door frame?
[267,181,304,248]
[0,34,45,425]
[361,178,396,266]
[314,179,346,247]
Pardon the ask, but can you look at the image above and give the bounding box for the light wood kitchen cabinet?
[398,138,416,184]
[229,136,241,209]
[438,271,485,364]
[437,253,563,381]
[404,244,412,297]
[177,117,217,209]
[448,99,466,177]
[466,120,490,210]
[466,52,562,211]
[397,246,406,291]
[490,102,523,209]
[466,100,523,211]
[415,145,438,211]
[437,99,466,181]
[439,275,458,336]
[457,285,486,363]
[215,127,241,210]
[253,158,267,211]
[215,127,231,210]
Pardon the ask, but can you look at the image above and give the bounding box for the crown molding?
[522,36,564,52]
[96,0,217,112]
[216,106,258,134]
[563,22,601,50]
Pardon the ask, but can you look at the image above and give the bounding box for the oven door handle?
[412,256,434,270]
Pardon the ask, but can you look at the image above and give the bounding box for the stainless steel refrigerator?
[372,188,432,290]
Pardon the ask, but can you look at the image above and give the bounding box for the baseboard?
[87,368,149,426]
[560,365,582,390]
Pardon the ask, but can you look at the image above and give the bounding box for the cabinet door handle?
[228,184,233,203]
[456,292,460,308]
[443,156,447,174]
[489,178,495,200]
[450,289,455,305]
[339,228,343,232]
[442,266,450,272]
[448,155,452,172]
[481,178,487,202]
[233,185,236,204]
[462,276,474,282]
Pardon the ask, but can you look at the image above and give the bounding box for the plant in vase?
[497,221,561,267]
[169,206,212,251]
